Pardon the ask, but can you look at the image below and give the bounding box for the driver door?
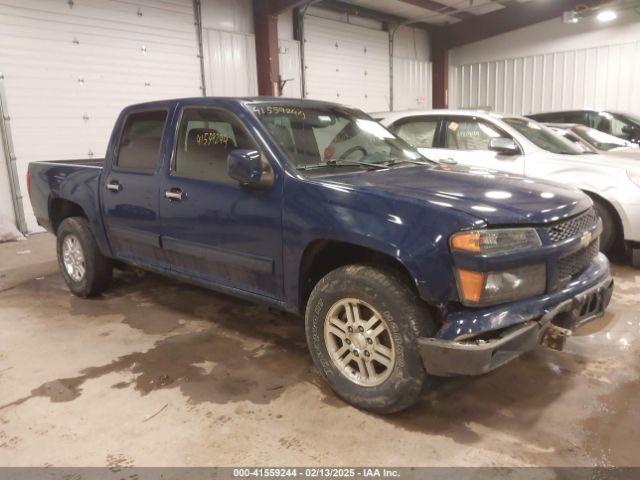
[388,116,443,162]
[159,106,283,299]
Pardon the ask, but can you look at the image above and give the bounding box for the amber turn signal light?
[456,269,485,303]
[450,231,481,253]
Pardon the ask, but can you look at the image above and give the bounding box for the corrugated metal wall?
[203,29,258,96]
[279,39,302,98]
[303,14,390,112]
[393,58,432,111]
[0,0,202,231]
[450,40,640,115]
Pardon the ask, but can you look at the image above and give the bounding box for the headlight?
[628,169,640,187]
[450,228,541,255]
[456,264,546,306]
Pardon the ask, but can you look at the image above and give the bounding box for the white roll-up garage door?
[303,15,390,112]
[0,0,202,232]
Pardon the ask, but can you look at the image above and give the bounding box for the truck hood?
[321,164,592,226]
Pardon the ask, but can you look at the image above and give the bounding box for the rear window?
[116,110,168,172]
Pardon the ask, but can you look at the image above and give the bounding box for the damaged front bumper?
[418,253,614,377]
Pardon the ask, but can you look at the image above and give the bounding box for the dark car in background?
[528,110,640,145]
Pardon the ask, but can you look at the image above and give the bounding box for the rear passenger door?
[101,109,169,270]
[438,116,525,174]
[159,106,283,299]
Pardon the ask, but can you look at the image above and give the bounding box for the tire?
[305,264,436,414]
[592,199,618,255]
[56,217,113,297]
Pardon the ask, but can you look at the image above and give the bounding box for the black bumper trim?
[418,276,614,377]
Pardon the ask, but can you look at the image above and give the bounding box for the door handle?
[106,181,122,192]
[440,158,458,165]
[165,188,186,201]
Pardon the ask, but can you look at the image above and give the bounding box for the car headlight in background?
[450,228,542,255]
[628,169,640,187]
[456,264,547,306]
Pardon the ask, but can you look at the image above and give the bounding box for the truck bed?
[37,158,105,168]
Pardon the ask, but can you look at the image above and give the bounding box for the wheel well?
[583,191,624,238]
[298,240,418,312]
[50,198,88,233]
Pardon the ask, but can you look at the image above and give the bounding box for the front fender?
[282,177,477,311]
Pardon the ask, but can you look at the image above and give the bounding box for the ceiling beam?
[269,0,312,15]
[316,0,434,31]
[446,0,610,48]
[396,0,475,21]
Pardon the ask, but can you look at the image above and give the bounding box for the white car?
[377,109,640,265]
[545,123,640,160]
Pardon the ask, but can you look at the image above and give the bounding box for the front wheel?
[56,217,113,297]
[305,265,435,413]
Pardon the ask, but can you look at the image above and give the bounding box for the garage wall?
[203,29,258,96]
[200,0,301,98]
[448,11,640,115]
[393,26,432,111]
[0,0,202,232]
[303,13,390,112]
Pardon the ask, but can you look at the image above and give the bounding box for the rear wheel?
[305,264,435,413]
[56,217,113,297]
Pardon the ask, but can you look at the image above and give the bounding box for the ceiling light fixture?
[596,9,618,22]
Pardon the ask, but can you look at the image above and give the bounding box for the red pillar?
[431,30,449,109]
[254,0,280,96]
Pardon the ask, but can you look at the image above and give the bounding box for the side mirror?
[489,137,520,156]
[622,125,637,135]
[227,149,274,189]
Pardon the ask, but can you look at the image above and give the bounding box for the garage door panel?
[303,15,390,112]
[0,0,195,35]
[0,0,201,232]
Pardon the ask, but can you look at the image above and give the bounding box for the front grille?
[556,239,600,287]
[545,208,598,243]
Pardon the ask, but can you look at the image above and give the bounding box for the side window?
[174,108,258,183]
[592,114,614,135]
[610,117,630,137]
[116,110,167,172]
[563,112,588,125]
[392,119,439,148]
[444,119,503,151]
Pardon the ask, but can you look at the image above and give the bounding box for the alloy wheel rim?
[62,234,86,282]
[324,298,395,387]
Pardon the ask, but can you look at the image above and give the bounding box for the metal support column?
[192,0,207,96]
[0,73,27,234]
[254,0,281,96]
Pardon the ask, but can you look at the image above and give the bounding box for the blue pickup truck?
[28,97,613,413]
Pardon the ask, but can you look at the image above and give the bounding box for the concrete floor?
[0,234,638,467]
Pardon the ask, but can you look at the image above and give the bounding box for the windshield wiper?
[385,157,437,167]
[297,159,388,171]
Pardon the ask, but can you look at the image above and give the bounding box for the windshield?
[615,112,640,127]
[504,117,584,155]
[551,129,595,153]
[574,126,635,151]
[250,103,431,173]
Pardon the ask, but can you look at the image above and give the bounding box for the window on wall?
[116,110,168,172]
[444,118,503,151]
[174,108,258,183]
[392,119,439,148]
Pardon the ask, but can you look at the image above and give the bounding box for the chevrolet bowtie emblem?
[580,231,592,248]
